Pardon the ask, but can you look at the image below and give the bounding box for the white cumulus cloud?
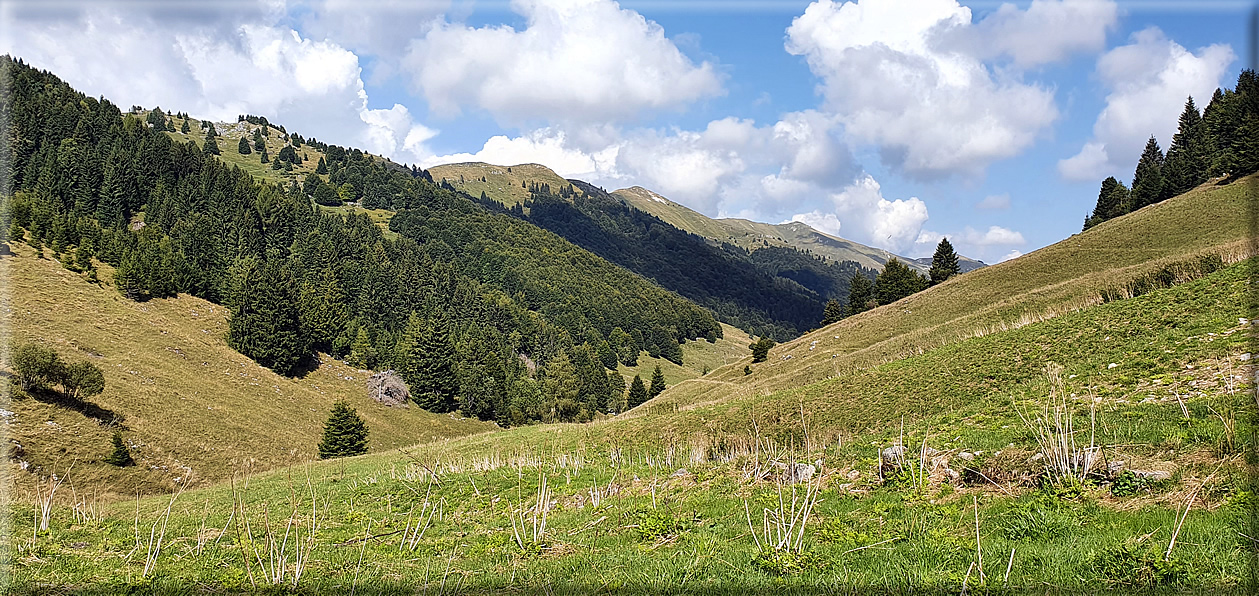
[403,0,723,125]
[963,225,1025,246]
[1058,28,1235,181]
[1,7,440,165]
[790,174,929,253]
[785,0,1067,179]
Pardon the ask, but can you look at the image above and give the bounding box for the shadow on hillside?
[9,378,126,428]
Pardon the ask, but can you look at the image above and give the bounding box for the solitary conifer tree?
[627,374,649,408]
[104,431,134,466]
[202,131,220,155]
[649,365,666,398]
[318,401,369,459]
[927,238,960,286]
[237,136,251,155]
[180,119,190,134]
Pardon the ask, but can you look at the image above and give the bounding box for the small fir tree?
[180,119,190,134]
[316,156,328,174]
[318,401,369,459]
[104,431,134,466]
[820,299,844,327]
[927,237,960,285]
[237,136,252,155]
[648,364,666,398]
[627,375,649,409]
[202,131,220,155]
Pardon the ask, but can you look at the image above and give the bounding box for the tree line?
[1084,70,1259,230]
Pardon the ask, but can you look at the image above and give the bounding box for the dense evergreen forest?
[1084,69,1259,229]
[0,55,722,426]
[489,180,875,340]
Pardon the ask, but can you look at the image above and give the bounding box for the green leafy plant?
[1093,543,1187,587]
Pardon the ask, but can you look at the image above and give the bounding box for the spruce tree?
[348,327,374,369]
[648,364,666,398]
[749,337,775,363]
[927,238,960,285]
[875,258,928,305]
[1129,136,1165,211]
[201,131,220,156]
[316,156,328,174]
[398,314,459,413]
[627,374,649,409]
[820,299,844,327]
[253,129,265,152]
[237,136,252,155]
[596,339,618,370]
[180,119,190,134]
[226,259,310,376]
[606,372,627,414]
[318,400,369,459]
[260,147,269,163]
[104,431,134,466]
[847,272,875,315]
[1163,96,1209,198]
[1084,176,1130,230]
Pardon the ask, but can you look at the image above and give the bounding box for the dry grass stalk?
[744,471,822,555]
[1015,363,1098,484]
[509,473,551,551]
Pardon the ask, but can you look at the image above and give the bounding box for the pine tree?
[237,136,252,155]
[749,337,775,363]
[317,400,369,459]
[596,339,618,370]
[927,238,960,285]
[316,156,328,174]
[1129,136,1165,211]
[348,327,374,369]
[875,258,928,305]
[1084,176,1130,230]
[180,119,190,134]
[627,374,649,409]
[253,128,266,152]
[820,299,844,327]
[260,146,269,163]
[398,314,459,413]
[648,365,666,398]
[847,272,875,315]
[104,431,134,466]
[226,259,310,376]
[1163,96,1209,198]
[202,131,220,156]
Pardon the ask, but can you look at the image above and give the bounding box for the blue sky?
[2,0,1250,263]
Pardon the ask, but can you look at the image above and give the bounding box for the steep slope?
[647,174,1255,416]
[2,242,494,494]
[424,162,881,339]
[613,186,985,273]
[2,57,725,436]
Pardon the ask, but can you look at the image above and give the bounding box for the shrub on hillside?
[11,343,105,402]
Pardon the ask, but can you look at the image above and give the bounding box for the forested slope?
[0,56,720,426]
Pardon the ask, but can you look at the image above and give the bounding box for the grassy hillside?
[660,175,1255,411]
[613,186,985,273]
[616,323,753,388]
[9,254,1250,593]
[2,242,493,495]
[428,162,581,207]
